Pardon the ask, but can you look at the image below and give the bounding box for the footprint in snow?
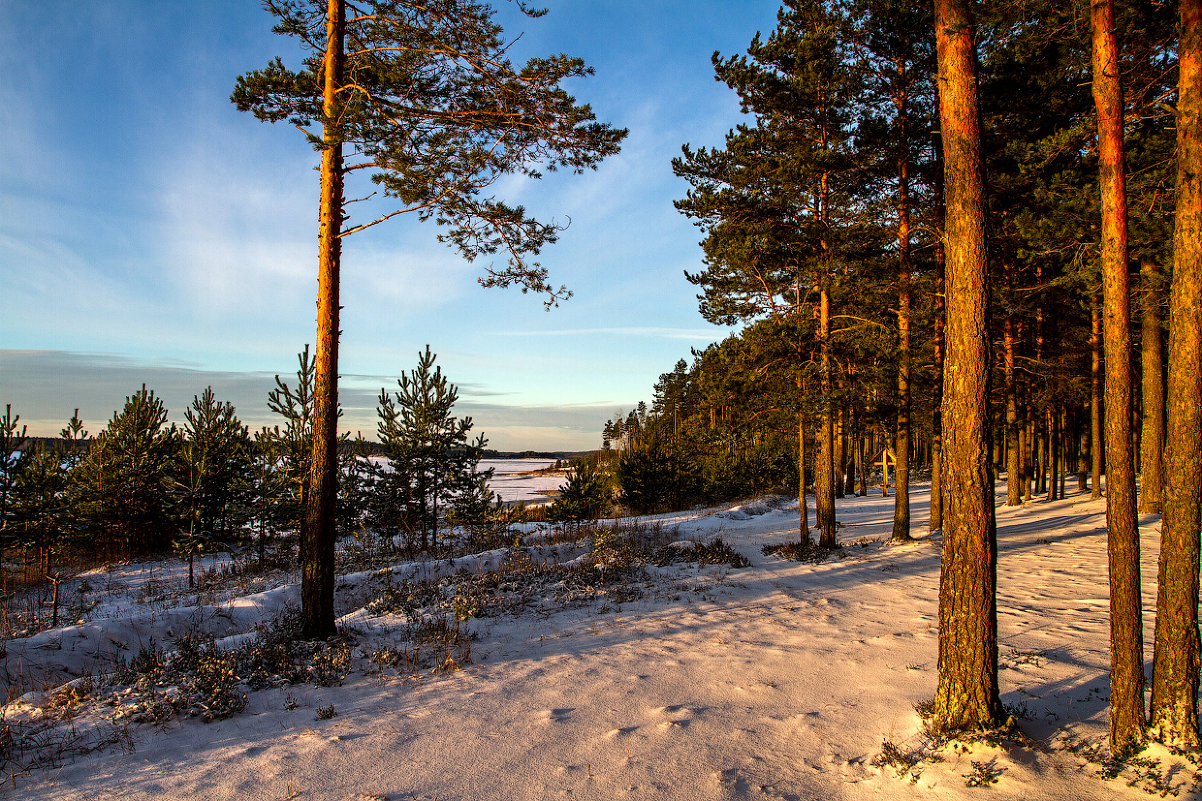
[658,718,691,729]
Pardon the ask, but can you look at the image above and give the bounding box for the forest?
[2,0,1201,795]
[595,0,1202,758]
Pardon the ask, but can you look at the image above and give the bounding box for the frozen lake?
[364,457,566,504]
[480,459,565,504]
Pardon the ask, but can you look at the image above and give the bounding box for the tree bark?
[1004,312,1023,506]
[1047,405,1059,502]
[1077,406,1090,492]
[815,286,838,549]
[931,0,1004,735]
[1150,0,1202,748]
[1091,0,1145,757]
[1138,256,1165,514]
[302,0,345,640]
[1091,297,1104,498]
[1022,410,1034,502]
[930,135,946,535]
[835,406,846,500]
[845,401,858,496]
[892,127,914,543]
[798,395,809,544]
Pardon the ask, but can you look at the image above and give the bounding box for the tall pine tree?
[675,0,862,548]
[930,0,1005,736]
[1150,0,1202,750]
[234,0,625,637]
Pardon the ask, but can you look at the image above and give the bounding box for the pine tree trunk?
[1038,413,1049,495]
[815,286,837,549]
[1091,0,1145,756]
[1139,256,1165,514]
[892,143,914,543]
[1004,314,1023,506]
[1022,412,1034,502]
[798,401,809,544]
[1150,0,1202,748]
[856,434,865,497]
[930,152,946,535]
[1047,405,1059,501]
[931,0,1004,735]
[1060,408,1069,498]
[835,406,846,500]
[1078,407,1090,492]
[844,402,857,496]
[302,0,345,641]
[1091,298,1104,498]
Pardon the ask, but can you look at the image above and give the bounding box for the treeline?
[0,347,509,589]
[601,320,904,516]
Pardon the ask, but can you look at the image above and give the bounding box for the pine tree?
[170,387,255,587]
[9,440,71,580]
[5,411,86,581]
[930,0,1005,736]
[0,404,29,543]
[255,346,325,557]
[374,346,486,552]
[1090,0,1145,757]
[72,386,179,559]
[448,469,520,551]
[549,460,611,527]
[849,0,937,543]
[234,0,625,638]
[674,0,864,547]
[1150,0,1202,750]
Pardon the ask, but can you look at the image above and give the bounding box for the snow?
[3,481,1195,800]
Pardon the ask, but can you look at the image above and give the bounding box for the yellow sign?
[875,448,896,496]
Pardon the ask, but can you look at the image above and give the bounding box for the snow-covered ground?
[3,481,1196,800]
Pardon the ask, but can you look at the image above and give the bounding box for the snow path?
[12,483,1183,800]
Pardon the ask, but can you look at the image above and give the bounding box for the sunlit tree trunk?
[1047,406,1059,501]
[835,406,846,500]
[1077,406,1090,492]
[1004,310,1022,506]
[931,0,1004,735]
[1150,0,1202,749]
[1019,410,1030,501]
[891,121,914,543]
[1091,0,1145,757]
[930,133,946,535]
[815,285,837,549]
[1091,297,1104,498]
[1138,256,1165,514]
[798,385,809,544]
[302,0,345,640]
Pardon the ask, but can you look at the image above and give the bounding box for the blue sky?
[0,1,782,451]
